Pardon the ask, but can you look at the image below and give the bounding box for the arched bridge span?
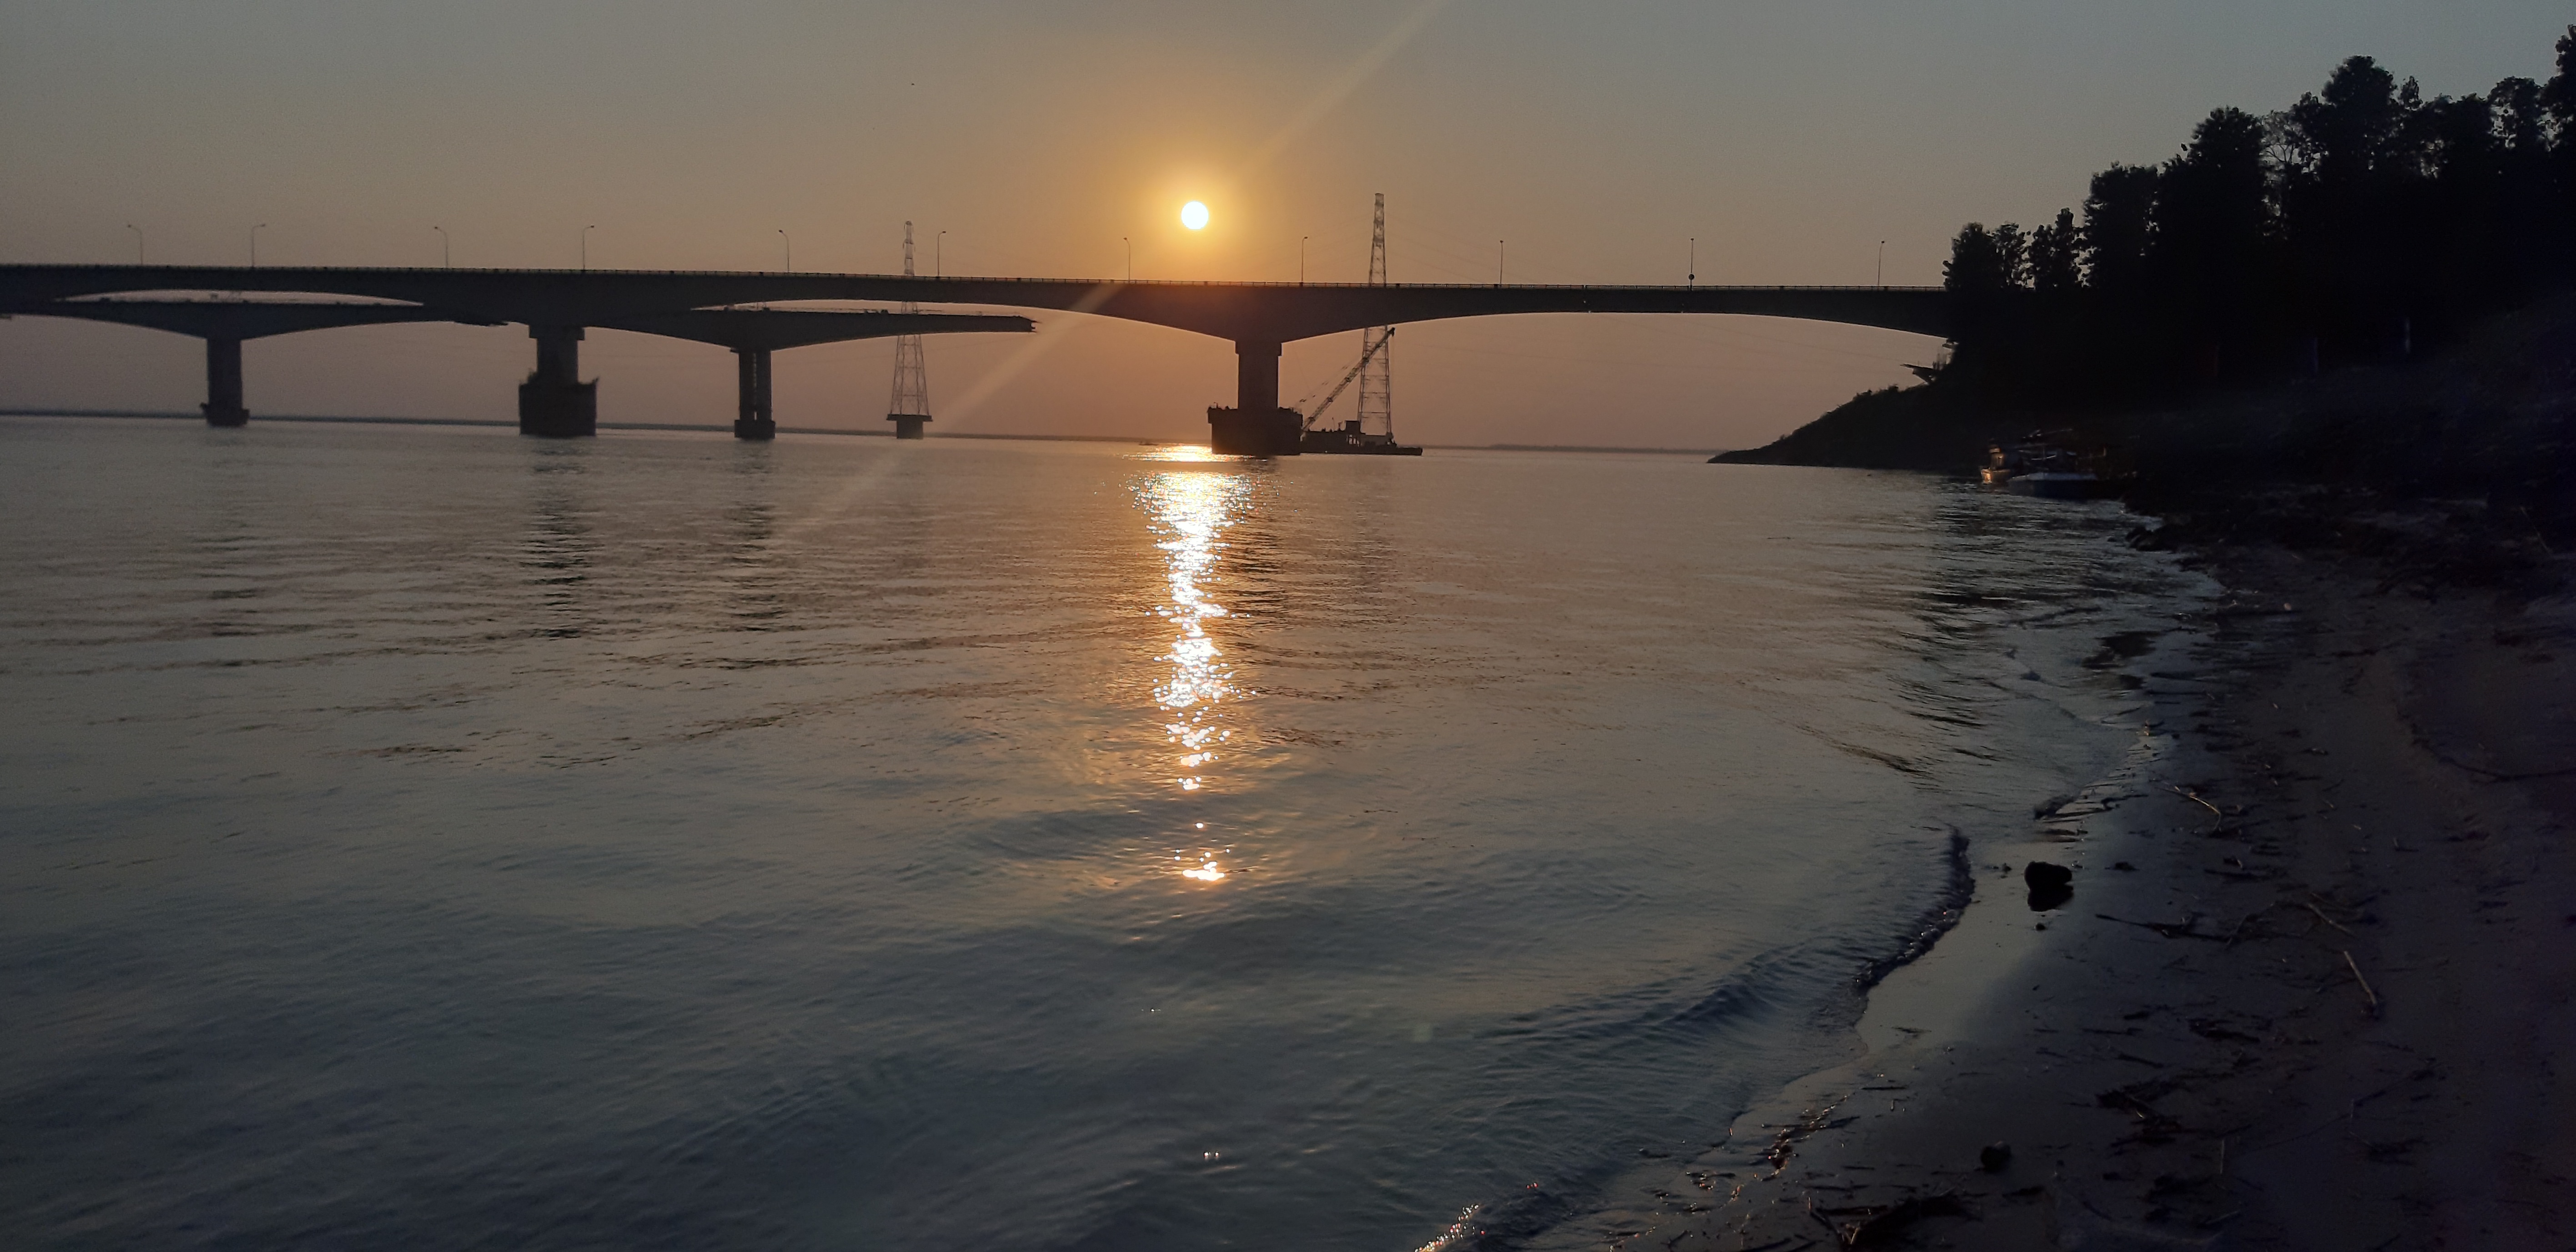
[1,265,1953,447]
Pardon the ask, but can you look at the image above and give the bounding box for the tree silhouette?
[2285,56,2408,183]
[2028,209,2082,295]
[1928,28,2576,397]
[2539,25,2576,132]
[1942,223,2015,295]
[2489,76,2545,152]
[2078,165,2158,300]
[2151,107,2273,339]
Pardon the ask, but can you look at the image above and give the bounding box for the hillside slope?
[1713,294,2576,556]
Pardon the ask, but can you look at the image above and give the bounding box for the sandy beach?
[1534,529,2576,1250]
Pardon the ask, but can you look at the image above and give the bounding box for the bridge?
[1,287,1033,439]
[0,264,1953,451]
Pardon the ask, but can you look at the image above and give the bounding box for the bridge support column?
[1207,338,1300,456]
[202,335,247,427]
[733,348,775,440]
[889,414,929,440]
[202,336,248,427]
[518,325,597,438]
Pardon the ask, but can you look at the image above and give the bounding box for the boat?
[2006,470,2121,499]
[1982,431,2127,499]
[1300,419,1422,456]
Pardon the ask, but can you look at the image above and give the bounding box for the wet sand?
[1546,538,2576,1250]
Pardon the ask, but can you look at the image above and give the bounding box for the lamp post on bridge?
[433,226,450,268]
[1301,236,1309,285]
[1123,237,1131,283]
[937,231,946,278]
[778,229,790,272]
[126,224,143,264]
[250,223,266,268]
[1497,240,1504,287]
[1877,241,1886,288]
[1689,238,1695,288]
[582,224,596,272]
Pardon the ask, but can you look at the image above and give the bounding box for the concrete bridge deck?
[0,265,1953,450]
[2,288,1031,438]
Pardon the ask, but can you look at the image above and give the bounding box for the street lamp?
[126,223,143,264]
[1300,236,1309,285]
[1688,238,1696,288]
[1497,240,1504,287]
[251,223,267,268]
[779,228,791,272]
[582,224,596,271]
[1877,240,1887,288]
[1123,237,1131,282]
[936,230,946,278]
[433,226,449,268]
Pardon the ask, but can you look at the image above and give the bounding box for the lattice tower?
[887,221,931,419]
[1357,193,1393,439]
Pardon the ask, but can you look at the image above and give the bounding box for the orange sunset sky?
[1,0,2564,448]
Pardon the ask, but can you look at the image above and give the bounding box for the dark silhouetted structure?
[1,295,1031,437]
[0,264,1956,453]
[13,299,496,427]
[887,223,933,440]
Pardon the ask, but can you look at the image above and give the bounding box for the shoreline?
[1538,530,2576,1249]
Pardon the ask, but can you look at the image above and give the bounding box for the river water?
[0,417,2197,1251]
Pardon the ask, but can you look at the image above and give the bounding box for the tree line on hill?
[1937,27,2576,403]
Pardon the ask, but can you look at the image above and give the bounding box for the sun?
[1180,201,1210,231]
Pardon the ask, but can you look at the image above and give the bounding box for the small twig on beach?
[2341,950,2381,1015]
[1763,1100,1854,1176]
[2166,783,2223,816]
[2305,903,2353,935]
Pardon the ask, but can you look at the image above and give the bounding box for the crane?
[1293,328,1394,429]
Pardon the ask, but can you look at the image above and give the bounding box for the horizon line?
[0,409,1727,454]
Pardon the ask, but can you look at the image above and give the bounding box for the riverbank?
[1536,532,2576,1249]
[1710,293,2576,558]
[1544,300,2576,1248]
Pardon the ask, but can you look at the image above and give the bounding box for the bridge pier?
[733,348,775,440]
[518,325,597,437]
[889,414,929,440]
[202,336,248,427]
[1207,338,1300,456]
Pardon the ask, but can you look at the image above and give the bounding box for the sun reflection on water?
[1135,456,1250,794]
[1132,451,1255,882]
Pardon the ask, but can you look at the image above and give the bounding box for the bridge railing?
[2,263,1942,295]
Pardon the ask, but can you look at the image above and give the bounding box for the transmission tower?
[1356,193,1394,440]
[886,221,931,439]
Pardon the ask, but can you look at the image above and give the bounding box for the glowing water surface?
[0,419,2202,1252]
[1138,452,1250,881]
